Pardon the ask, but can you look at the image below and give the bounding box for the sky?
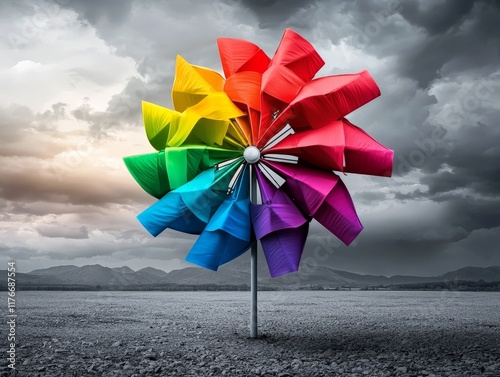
[0,0,499,277]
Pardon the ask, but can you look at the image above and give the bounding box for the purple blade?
[254,166,276,204]
[260,223,309,278]
[255,166,294,205]
[251,203,307,239]
[251,166,310,277]
[252,166,307,238]
[263,160,362,245]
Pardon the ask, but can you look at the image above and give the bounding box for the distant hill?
[0,263,499,290]
[136,267,168,282]
[112,266,135,274]
[29,265,79,276]
[439,266,500,282]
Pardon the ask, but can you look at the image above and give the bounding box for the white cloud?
[0,5,137,113]
[11,59,42,72]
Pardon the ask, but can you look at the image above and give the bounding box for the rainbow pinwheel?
[124,29,393,279]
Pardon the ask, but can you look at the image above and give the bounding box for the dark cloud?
[60,0,133,25]
[304,224,458,276]
[105,76,169,125]
[443,226,500,263]
[0,244,36,260]
[3,200,100,217]
[335,1,500,88]
[69,73,172,139]
[393,189,425,202]
[36,225,89,239]
[438,122,500,196]
[399,1,475,35]
[406,111,500,207]
[303,207,500,276]
[329,230,500,276]
[446,197,500,232]
[353,191,387,204]
[352,81,444,179]
[397,1,500,88]
[240,0,319,29]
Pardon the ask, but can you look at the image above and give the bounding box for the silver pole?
[250,166,258,338]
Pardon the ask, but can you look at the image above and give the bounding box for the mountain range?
[2,260,500,289]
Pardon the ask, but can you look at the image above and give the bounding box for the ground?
[1,291,499,376]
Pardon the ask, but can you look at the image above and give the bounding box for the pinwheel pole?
[244,146,261,338]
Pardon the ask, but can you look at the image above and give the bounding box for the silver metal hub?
[243,146,260,164]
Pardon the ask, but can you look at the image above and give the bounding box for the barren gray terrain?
[1,291,499,376]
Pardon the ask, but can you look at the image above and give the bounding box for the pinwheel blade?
[224,71,262,143]
[142,94,245,150]
[137,160,241,236]
[163,146,242,190]
[264,118,393,176]
[124,146,242,199]
[251,167,309,277]
[123,151,169,199]
[217,37,271,144]
[258,70,380,148]
[341,118,394,177]
[259,28,325,138]
[172,55,224,112]
[217,38,270,77]
[186,165,253,270]
[263,161,363,245]
[259,225,309,278]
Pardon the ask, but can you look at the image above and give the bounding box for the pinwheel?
[124,29,393,337]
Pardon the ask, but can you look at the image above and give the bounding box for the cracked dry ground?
[1,291,499,376]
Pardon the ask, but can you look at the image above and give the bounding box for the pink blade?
[314,178,363,245]
[264,118,394,177]
[255,165,303,205]
[342,119,394,177]
[263,160,338,217]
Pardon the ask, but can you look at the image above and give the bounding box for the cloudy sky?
[1,0,499,277]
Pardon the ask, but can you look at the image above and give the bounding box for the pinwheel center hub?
[244,146,260,164]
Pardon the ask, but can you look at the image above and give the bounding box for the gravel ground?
[1,290,499,376]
